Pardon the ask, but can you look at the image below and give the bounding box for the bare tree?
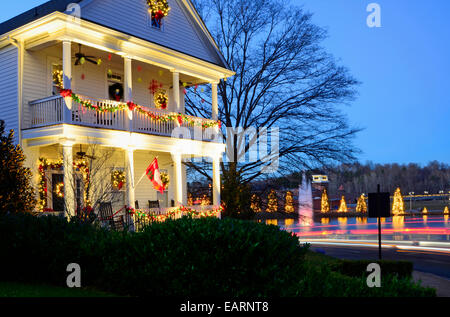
[58,143,123,220]
[187,0,361,188]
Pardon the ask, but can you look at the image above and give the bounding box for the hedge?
[0,213,435,297]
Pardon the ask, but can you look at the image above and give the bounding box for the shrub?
[0,213,307,297]
[300,262,435,297]
[0,213,435,297]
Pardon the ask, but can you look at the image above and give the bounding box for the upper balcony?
[25,93,220,140]
[19,38,225,143]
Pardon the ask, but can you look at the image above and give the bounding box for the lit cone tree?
[444,206,449,214]
[267,190,278,213]
[392,187,405,215]
[250,194,262,213]
[321,189,330,213]
[356,194,367,213]
[0,121,36,214]
[422,207,428,214]
[338,196,348,212]
[285,191,295,213]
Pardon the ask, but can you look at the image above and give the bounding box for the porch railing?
[27,95,218,140]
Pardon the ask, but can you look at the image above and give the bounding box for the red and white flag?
[146,158,164,194]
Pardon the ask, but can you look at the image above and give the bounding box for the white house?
[0,0,234,219]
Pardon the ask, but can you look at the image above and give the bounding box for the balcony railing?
[26,95,218,141]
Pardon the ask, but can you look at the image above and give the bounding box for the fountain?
[298,173,313,222]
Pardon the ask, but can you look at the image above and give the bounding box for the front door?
[51,174,64,212]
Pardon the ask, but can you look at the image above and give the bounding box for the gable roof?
[0,0,230,70]
[0,0,80,35]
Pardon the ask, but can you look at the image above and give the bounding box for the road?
[309,244,450,279]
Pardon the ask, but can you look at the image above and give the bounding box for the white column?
[172,71,180,113]
[124,57,133,131]
[62,142,75,219]
[62,40,72,123]
[172,153,183,206]
[125,148,135,207]
[211,82,218,120]
[212,154,221,214]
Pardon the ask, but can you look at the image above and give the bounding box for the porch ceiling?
[22,124,225,158]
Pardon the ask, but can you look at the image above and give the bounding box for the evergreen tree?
[338,196,348,212]
[392,187,405,215]
[267,190,278,213]
[356,194,367,213]
[250,194,262,213]
[0,121,36,214]
[284,191,295,213]
[321,189,330,213]
[221,163,253,219]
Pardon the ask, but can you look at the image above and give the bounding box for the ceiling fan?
[76,145,97,160]
[73,44,99,66]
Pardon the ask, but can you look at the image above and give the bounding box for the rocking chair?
[98,202,124,231]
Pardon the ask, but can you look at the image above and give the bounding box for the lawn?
[0,282,117,297]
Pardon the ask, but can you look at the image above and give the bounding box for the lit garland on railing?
[126,205,223,224]
[38,156,91,212]
[60,89,221,129]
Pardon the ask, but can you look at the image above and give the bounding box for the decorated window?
[147,0,170,29]
[107,70,124,101]
[52,64,63,96]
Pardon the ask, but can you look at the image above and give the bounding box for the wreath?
[112,170,126,190]
[109,83,124,102]
[160,172,170,190]
[55,182,64,198]
[147,0,170,22]
[154,89,168,109]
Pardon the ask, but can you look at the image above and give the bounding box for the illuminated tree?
[0,121,36,214]
[284,191,295,213]
[444,206,449,214]
[356,194,367,213]
[267,190,278,213]
[321,189,330,213]
[392,187,405,215]
[250,194,262,213]
[422,207,428,214]
[338,196,348,213]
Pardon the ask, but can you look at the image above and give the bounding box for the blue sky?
[1,1,449,165]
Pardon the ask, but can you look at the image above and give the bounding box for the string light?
[60,89,221,129]
[284,191,294,213]
[392,187,405,215]
[321,189,330,213]
[338,196,348,213]
[356,194,367,213]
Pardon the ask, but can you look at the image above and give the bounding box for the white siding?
[0,45,18,143]
[82,0,221,65]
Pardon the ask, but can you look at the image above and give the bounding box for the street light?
[408,192,415,212]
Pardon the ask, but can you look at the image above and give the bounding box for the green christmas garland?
[60,89,221,129]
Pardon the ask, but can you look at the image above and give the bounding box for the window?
[107,71,124,101]
[151,16,164,30]
[51,64,63,96]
